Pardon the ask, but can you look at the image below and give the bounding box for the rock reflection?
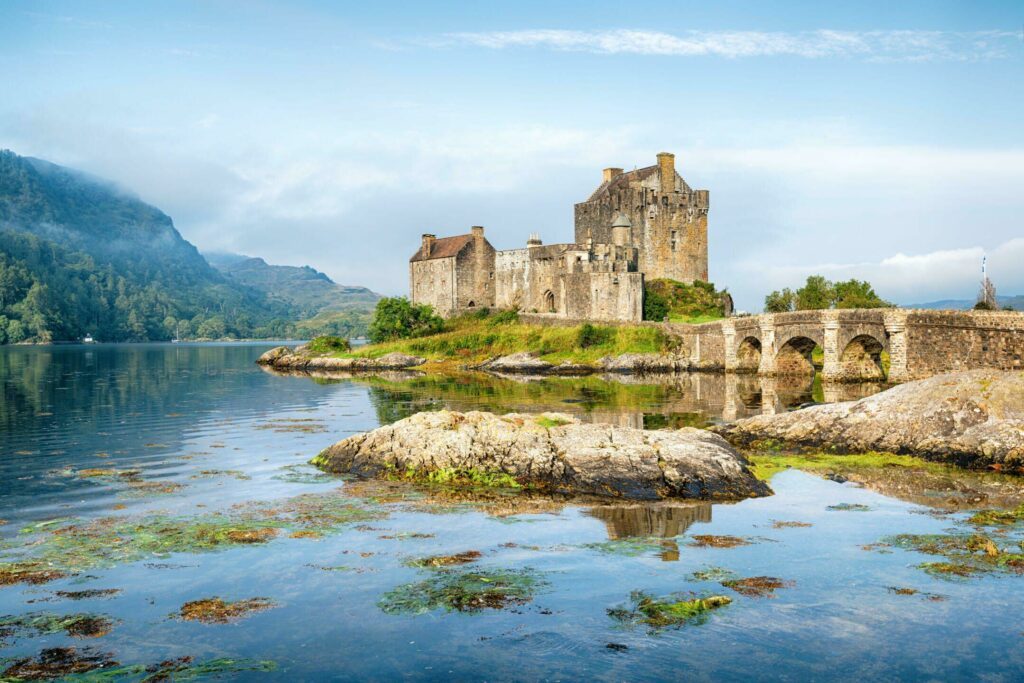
[584,502,713,562]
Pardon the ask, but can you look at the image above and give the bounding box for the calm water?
[2,343,1023,681]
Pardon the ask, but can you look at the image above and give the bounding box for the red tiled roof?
[409,234,473,262]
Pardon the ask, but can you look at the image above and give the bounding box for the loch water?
[2,343,1023,681]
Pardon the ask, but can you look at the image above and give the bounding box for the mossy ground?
[607,591,731,631]
[331,314,676,366]
[377,464,522,490]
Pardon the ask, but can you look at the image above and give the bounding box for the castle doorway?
[544,290,556,313]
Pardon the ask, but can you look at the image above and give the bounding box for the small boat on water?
[82,334,96,344]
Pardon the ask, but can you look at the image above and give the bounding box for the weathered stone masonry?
[520,309,1024,383]
[409,153,709,323]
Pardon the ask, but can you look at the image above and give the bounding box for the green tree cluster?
[368,297,445,343]
[643,279,728,322]
[764,276,891,313]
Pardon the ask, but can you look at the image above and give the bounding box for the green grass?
[667,312,725,324]
[334,315,674,365]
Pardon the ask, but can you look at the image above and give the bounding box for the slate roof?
[409,234,474,262]
[585,165,691,202]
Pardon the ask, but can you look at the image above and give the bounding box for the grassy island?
[329,311,678,366]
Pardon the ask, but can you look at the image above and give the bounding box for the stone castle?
[409,152,709,322]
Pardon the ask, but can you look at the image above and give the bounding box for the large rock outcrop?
[312,410,770,500]
[257,346,425,371]
[715,370,1024,468]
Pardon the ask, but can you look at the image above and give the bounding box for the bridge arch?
[774,335,818,376]
[735,336,762,373]
[835,333,886,382]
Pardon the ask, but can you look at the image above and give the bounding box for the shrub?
[368,297,445,343]
[576,323,613,348]
[643,289,670,321]
[489,310,519,326]
[306,335,351,354]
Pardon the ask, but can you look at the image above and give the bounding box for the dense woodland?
[0,150,377,343]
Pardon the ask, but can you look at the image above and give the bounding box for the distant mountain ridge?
[907,295,1021,311]
[205,252,380,319]
[0,150,376,343]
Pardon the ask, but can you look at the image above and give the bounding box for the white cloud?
[742,239,1024,306]
[438,29,1018,62]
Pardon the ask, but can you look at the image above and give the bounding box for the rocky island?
[715,369,1024,469]
[312,410,770,500]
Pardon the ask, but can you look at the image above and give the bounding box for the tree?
[642,288,670,321]
[764,276,890,313]
[764,288,795,313]
[795,275,834,310]
[368,297,444,343]
[832,279,890,309]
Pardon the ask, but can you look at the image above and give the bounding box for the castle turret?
[527,233,542,248]
[603,167,623,183]
[611,213,631,246]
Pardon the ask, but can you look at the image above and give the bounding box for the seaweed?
[0,612,117,643]
[175,597,276,624]
[687,535,752,549]
[0,491,385,580]
[720,576,793,598]
[771,520,812,529]
[580,538,670,557]
[826,503,871,512]
[688,566,738,582]
[378,568,546,614]
[1,647,116,680]
[58,656,277,681]
[404,551,482,568]
[607,591,731,631]
[880,533,1024,580]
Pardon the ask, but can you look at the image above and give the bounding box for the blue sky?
[1,0,1022,310]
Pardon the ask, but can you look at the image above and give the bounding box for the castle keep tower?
[573,152,709,283]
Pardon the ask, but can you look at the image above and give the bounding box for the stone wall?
[903,310,1024,380]
[574,155,709,283]
[409,257,457,317]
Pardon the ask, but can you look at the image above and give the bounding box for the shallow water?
[2,343,1023,681]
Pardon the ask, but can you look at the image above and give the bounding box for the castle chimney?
[527,233,542,248]
[471,225,484,240]
[421,234,435,258]
[656,152,675,192]
[602,167,623,183]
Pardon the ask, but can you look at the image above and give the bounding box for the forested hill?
[0,150,369,343]
[205,252,380,319]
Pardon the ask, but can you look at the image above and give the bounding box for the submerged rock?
[312,410,770,501]
[715,370,1024,469]
[257,346,425,371]
[599,353,686,374]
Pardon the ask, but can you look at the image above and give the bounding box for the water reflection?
[265,367,888,428]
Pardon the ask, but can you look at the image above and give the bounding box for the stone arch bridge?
[671,309,1024,383]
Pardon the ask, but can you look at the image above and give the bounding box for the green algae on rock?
[827,503,871,512]
[580,538,676,558]
[378,568,547,614]
[688,566,738,582]
[607,591,731,631]
[55,655,277,681]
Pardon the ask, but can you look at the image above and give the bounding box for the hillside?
[205,252,379,318]
[0,150,370,343]
[908,295,1021,311]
